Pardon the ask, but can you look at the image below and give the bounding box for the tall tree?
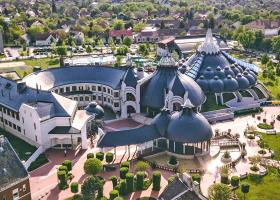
[208,183,231,200]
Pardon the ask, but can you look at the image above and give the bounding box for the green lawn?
[0,128,37,161]
[236,168,280,200]
[260,133,280,161]
[201,94,226,112]
[258,74,280,99]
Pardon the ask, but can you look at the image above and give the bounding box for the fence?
[23,146,43,169]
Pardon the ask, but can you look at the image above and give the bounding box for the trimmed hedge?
[83,158,103,176]
[57,170,67,182]
[135,161,150,172]
[110,176,118,188]
[257,123,274,130]
[70,182,78,193]
[27,153,48,172]
[126,173,134,193]
[231,176,240,187]
[169,156,177,165]
[87,153,94,159]
[63,160,72,171]
[119,179,126,196]
[58,165,68,174]
[120,167,129,179]
[96,152,105,161]
[152,171,161,191]
[120,161,130,169]
[136,171,145,190]
[221,174,229,184]
[192,174,201,183]
[109,190,119,200]
[106,152,114,164]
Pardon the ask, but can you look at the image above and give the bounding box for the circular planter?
[221,156,232,163]
[258,150,266,155]
[167,161,179,168]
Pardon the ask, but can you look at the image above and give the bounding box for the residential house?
[109,29,133,43]
[0,135,31,200]
[34,33,57,46]
[134,27,159,43]
[245,19,280,37]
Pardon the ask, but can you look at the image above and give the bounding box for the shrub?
[231,176,239,187]
[106,152,114,164]
[70,182,78,193]
[250,165,259,172]
[223,151,231,159]
[110,176,118,188]
[126,173,134,193]
[72,194,83,200]
[63,160,72,171]
[57,170,67,183]
[27,153,48,171]
[247,134,255,139]
[120,167,129,179]
[135,161,150,172]
[58,165,68,174]
[258,149,266,154]
[192,174,201,183]
[119,179,126,196]
[96,152,105,161]
[257,123,273,130]
[169,156,177,165]
[221,174,229,184]
[152,171,161,191]
[151,161,157,169]
[143,178,152,190]
[241,183,250,196]
[87,153,94,159]
[136,171,145,190]
[109,190,119,200]
[120,161,130,169]
[84,158,103,176]
[114,197,124,200]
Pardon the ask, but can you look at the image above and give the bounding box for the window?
[85,96,90,101]
[98,96,101,101]
[9,122,12,127]
[13,123,16,129]
[92,96,96,100]
[16,113,19,120]
[2,195,6,200]
[4,119,7,125]
[79,86,83,91]
[12,188,19,200]
[59,88,64,93]
[98,86,102,91]
[72,86,77,91]
[86,85,90,90]
[114,92,119,98]
[17,126,21,132]
[92,85,96,91]
[114,102,119,107]
[34,123,36,130]
[23,130,25,135]
[103,97,107,102]
[79,97,84,101]
[22,117,24,123]
[126,93,136,101]
[107,88,110,93]
[7,110,10,116]
[74,97,78,101]
[103,87,106,92]
[66,87,70,92]
[35,135,38,142]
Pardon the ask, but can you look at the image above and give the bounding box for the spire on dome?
[159,53,176,67]
[198,29,220,55]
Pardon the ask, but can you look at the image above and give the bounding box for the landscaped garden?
[236,168,280,200]
[0,128,37,161]
[259,133,280,161]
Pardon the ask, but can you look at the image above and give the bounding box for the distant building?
[0,135,31,200]
[134,27,159,43]
[109,29,133,43]
[245,19,280,37]
[0,31,3,54]
[34,33,57,46]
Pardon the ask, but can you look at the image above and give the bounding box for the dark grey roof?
[151,109,171,137]
[48,126,80,134]
[97,125,160,148]
[210,76,224,93]
[85,102,104,119]
[0,77,76,117]
[167,107,213,143]
[159,176,202,200]
[141,67,205,109]
[236,73,250,90]
[223,75,239,92]
[0,136,29,192]
[24,66,138,90]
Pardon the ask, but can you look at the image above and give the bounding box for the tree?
[208,15,215,29]
[83,158,103,176]
[126,173,134,193]
[106,152,114,164]
[120,167,129,179]
[86,45,93,53]
[72,194,83,200]
[96,152,104,161]
[136,172,144,190]
[230,176,239,187]
[109,190,119,200]
[56,46,67,56]
[110,176,118,188]
[108,37,116,52]
[261,53,270,65]
[81,176,103,200]
[63,160,72,171]
[238,30,256,50]
[160,21,165,29]
[137,44,148,56]
[70,182,79,193]
[113,19,125,30]
[208,183,231,200]
[135,161,150,172]
[152,171,161,191]
[119,179,126,196]
[123,37,132,47]
[27,26,45,43]
[272,36,280,59]
[241,183,250,200]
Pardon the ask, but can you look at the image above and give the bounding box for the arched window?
[173,102,181,111]
[126,93,136,101]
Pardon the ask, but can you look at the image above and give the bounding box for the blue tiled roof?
[24,66,137,90]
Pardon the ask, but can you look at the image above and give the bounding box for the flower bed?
[257,123,274,130]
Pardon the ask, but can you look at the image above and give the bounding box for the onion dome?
[224,66,235,77]
[214,66,225,79]
[85,102,104,119]
[159,55,176,67]
[243,71,256,86]
[210,76,224,93]
[203,67,215,79]
[230,64,241,75]
[151,108,171,137]
[236,73,250,90]
[197,75,209,92]
[223,75,239,92]
[166,106,213,143]
[198,29,220,55]
[245,68,257,79]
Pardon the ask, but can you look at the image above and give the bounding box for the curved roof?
[167,107,213,143]
[23,66,137,90]
[151,109,171,137]
[85,102,104,119]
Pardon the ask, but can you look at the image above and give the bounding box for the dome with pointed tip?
[243,71,256,86]
[151,109,171,137]
[224,66,235,77]
[166,107,213,143]
[236,73,250,89]
[214,66,226,79]
[85,102,104,119]
[210,76,224,93]
[203,67,215,79]
[198,29,220,55]
[159,55,176,67]
[224,75,239,92]
[197,75,209,92]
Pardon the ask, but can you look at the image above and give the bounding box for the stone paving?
[29,107,280,199]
